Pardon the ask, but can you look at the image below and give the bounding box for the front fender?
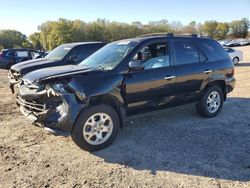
[67,72,125,105]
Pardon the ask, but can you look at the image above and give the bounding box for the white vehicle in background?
[224,48,243,65]
[238,39,250,46]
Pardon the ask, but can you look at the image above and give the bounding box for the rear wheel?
[71,104,119,151]
[196,85,224,118]
[233,57,239,65]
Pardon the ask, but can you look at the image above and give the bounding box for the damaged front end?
[16,79,87,132]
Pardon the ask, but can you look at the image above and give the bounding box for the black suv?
[0,48,45,69]
[16,33,235,151]
[9,42,106,93]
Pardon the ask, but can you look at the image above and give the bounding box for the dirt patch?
[1,47,250,187]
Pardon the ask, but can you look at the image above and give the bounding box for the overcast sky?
[0,0,249,36]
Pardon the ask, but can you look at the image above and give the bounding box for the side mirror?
[128,60,144,71]
[67,55,79,63]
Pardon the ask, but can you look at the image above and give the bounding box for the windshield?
[46,45,72,61]
[79,41,138,70]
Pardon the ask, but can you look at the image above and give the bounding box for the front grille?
[17,96,46,112]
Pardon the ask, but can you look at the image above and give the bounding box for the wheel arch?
[201,79,227,101]
[89,94,126,128]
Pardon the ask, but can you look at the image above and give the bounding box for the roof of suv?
[117,33,212,44]
[1,49,43,54]
[61,42,107,48]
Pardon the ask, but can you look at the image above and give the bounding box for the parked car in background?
[9,42,107,93]
[224,47,243,65]
[0,49,45,69]
[238,39,250,46]
[16,33,235,151]
[219,39,250,47]
[223,40,241,47]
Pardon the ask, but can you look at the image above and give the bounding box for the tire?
[233,57,239,65]
[196,85,224,118]
[71,104,120,151]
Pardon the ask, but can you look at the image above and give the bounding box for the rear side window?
[174,41,199,65]
[201,40,229,61]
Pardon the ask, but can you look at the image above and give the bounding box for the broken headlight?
[52,83,66,93]
[46,83,66,97]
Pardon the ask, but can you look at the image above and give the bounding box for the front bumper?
[17,88,86,131]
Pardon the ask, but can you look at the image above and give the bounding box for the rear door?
[172,38,211,102]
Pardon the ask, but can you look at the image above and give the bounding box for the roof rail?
[136,33,169,38]
[167,33,198,38]
[137,33,198,38]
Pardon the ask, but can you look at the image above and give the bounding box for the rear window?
[201,40,229,61]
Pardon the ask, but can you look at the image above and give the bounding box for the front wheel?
[71,104,120,151]
[196,85,224,118]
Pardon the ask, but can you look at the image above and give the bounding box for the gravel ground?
[0,47,250,187]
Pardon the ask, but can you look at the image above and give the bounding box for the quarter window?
[201,40,229,61]
[174,41,199,65]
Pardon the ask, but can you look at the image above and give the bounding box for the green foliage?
[37,18,174,51]
[182,21,197,34]
[229,18,249,38]
[1,18,249,51]
[0,29,30,49]
[202,20,218,38]
[29,32,43,50]
[215,23,229,40]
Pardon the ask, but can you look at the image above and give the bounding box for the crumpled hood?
[22,65,96,84]
[11,58,59,74]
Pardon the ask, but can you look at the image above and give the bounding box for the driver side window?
[132,42,170,70]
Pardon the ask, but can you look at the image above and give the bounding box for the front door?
[124,41,176,115]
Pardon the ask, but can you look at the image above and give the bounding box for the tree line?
[0,18,249,51]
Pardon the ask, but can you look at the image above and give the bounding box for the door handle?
[204,70,212,74]
[164,76,176,80]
